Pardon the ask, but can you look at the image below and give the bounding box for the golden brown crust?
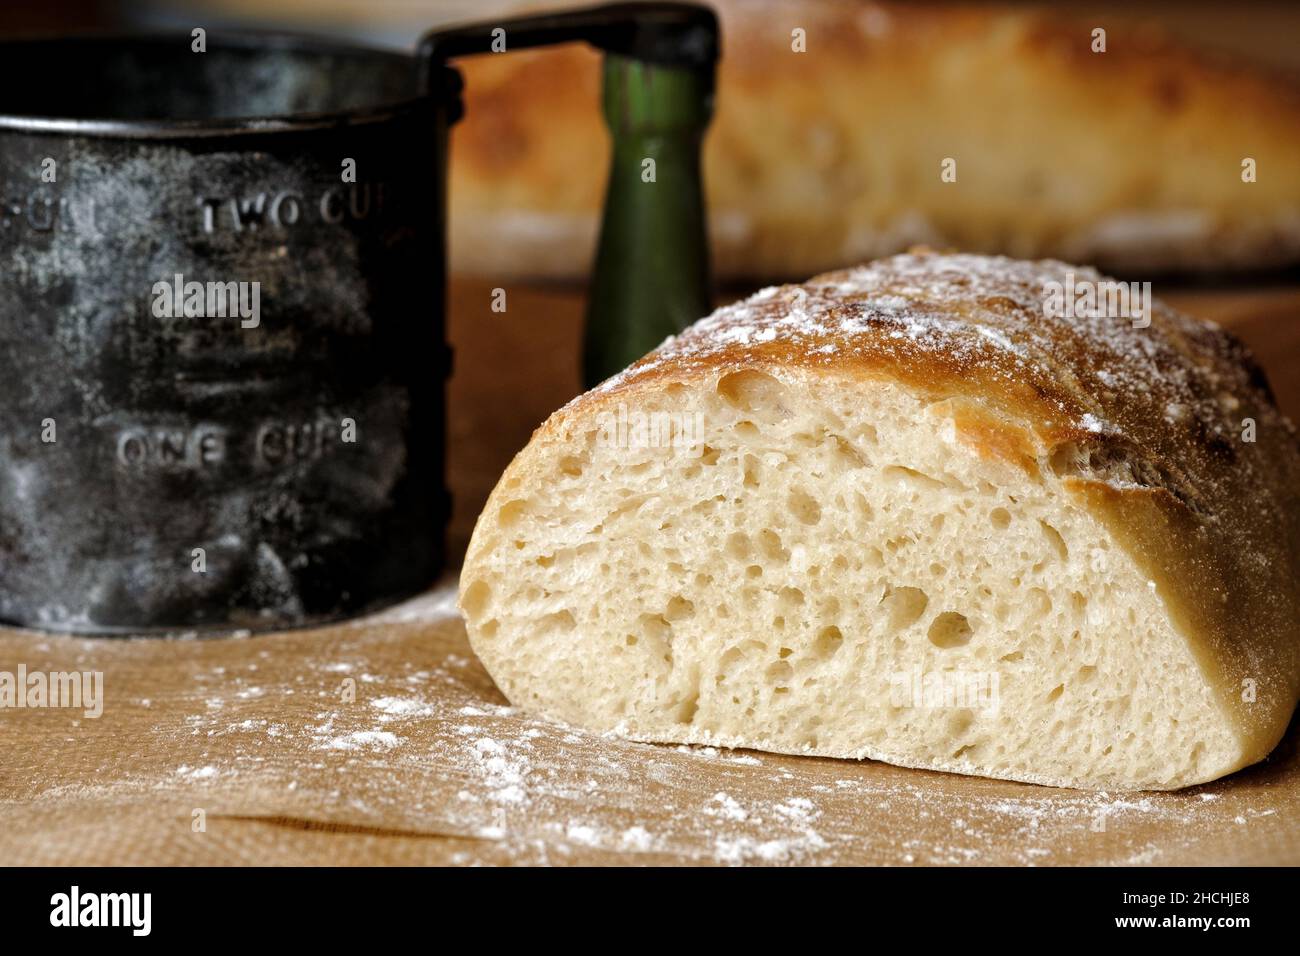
[556,250,1300,762]
[450,0,1300,279]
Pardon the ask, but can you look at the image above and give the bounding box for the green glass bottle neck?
[582,55,714,388]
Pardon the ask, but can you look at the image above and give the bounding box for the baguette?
[458,251,1300,790]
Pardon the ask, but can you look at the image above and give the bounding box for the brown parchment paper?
[1,281,1298,866]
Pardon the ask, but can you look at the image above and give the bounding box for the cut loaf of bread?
[459,252,1300,790]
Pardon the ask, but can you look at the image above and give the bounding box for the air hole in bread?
[461,579,491,619]
[665,596,695,621]
[758,529,788,562]
[637,614,673,663]
[989,507,1011,530]
[676,690,700,725]
[885,534,913,554]
[717,369,788,416]
[880,585,929,630]
[928,611,974,648]
[1070,591,1088,618]
[788,487,822,524]
[1028,588,1052,620]
[832,435,868,469]
[717,642,756,683]
[1037,520,1068,560]
[812,625,844,660]
[725,532,750,560]
[883,464,945,491]
[497,499,528,528]
[540,610,576,634]
[948,709,975,736]
[777,587,805,607]
[765,660,794,687]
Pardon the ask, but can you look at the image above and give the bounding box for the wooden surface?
[2,277,1299,866]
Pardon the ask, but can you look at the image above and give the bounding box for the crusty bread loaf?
[450,0,1300,280]
[459,251,1300,790]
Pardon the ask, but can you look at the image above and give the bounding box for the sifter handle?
[418,3,720,387]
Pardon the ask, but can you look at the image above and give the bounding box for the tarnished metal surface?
[0,37,455,632]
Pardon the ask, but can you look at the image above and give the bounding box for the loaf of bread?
[459,251,1300,790]
[450,0,1300,280]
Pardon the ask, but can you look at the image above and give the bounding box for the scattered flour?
[175,765,218,780]
[708,792,749,822]
[620,826,656,851]
[324,731,402,751]
[371,697,436,719]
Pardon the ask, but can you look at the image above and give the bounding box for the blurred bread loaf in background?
[449,0,1300,281]
[133,1,1300,281]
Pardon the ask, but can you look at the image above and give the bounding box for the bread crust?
[450,0,1300,279]
[466,251,1300,782]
